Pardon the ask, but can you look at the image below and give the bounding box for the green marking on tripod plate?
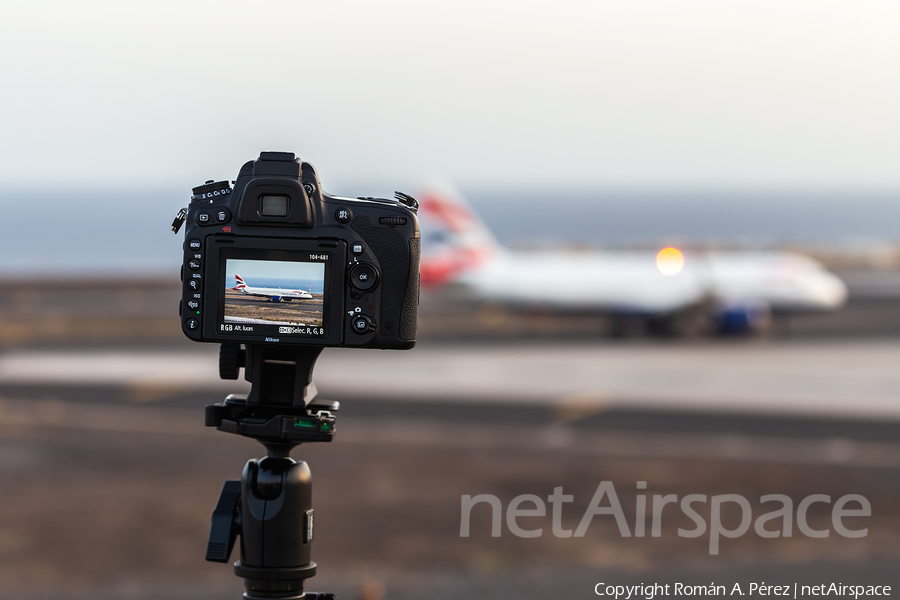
[294,419,316,429]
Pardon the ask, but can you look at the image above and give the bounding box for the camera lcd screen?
[221,258,326,337]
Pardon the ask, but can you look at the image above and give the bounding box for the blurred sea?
[1,187,898,277]
[471,189,900,249]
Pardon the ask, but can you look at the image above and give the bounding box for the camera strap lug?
[171,207,187,233]
[394,191,419,212]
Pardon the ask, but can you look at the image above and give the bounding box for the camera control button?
[186,318,199,331]
[188,259,201,271]
[351,242,364,255]
[186,299,200,311]
[349,263,378,291]
[351,314,375,334]
[197,212,211,225]
[188,279,201,291]
[216,209,231,223]
[188,239,202,251]
[335,208,352,223]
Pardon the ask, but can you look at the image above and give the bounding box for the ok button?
[349,263,379,291]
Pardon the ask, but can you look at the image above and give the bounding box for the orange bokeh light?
[656,247,685,276]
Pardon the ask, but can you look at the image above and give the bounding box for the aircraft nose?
[812,271,849,309]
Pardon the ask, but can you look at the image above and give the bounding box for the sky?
[2,0,899,193]
[225,259,325,290]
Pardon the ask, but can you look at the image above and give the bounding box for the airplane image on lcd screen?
[232,274,314,302]
[222,259,325,327]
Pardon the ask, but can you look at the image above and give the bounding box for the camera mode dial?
[192,180,232,202]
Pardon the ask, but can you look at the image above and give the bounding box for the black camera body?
[180,152,420,350]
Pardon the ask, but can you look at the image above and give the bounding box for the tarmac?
[1,275,900,599]
[1,337,900,599]
[2,338,900,420]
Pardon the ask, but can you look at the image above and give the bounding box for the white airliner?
[232,275,314,302]
[417,185,849,334]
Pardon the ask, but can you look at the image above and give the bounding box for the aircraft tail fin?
[234,274,247,289]
[418,182,501,287]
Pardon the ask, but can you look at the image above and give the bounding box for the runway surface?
[2,338,899,421]
[2,338,899,599]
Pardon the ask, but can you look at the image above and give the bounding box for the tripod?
[205,343,338,600]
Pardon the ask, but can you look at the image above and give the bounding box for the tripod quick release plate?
[206,395,339,445]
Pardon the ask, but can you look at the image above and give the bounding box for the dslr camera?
[179,151,420,350]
